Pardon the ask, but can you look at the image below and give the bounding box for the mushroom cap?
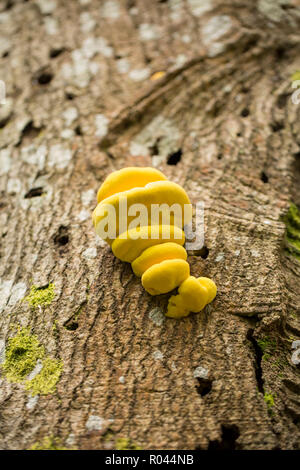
[131,242,187,277]
[97,167,167,203]
[141,259,190,295]
[112,225,185,263]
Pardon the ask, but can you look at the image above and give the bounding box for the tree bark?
[0,0,300,450]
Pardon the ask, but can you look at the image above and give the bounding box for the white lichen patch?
[21,144,47,170]
[182,34,191,44]
[139,23,161,41]
[174,54,187,68]
[95,235,106,247]
[77,209,90,222]
[36,0,56,15]
[130,116,181,167]
[62,107,78,126]
[193,366,209,379]
[80,12,96,33]
[48,144,72,170]
[82,247,97,260]
[95,114,109,138]
[26,394,39,410]
[0,149,11,176]
[258,0,289,22]
[7,178,21,195]
[101,1,120,19]
[188,0,212,17]
[44,17,58,35]
[251,249,260,258]
[149,308,165,326]
[169,0,184,22]
[81,189,95,206]
[153,350,164,361]
[129,142,149,157]
[129,68,151,82]
[0,279,13,313]
[8,282,27,306]
[82,37,113,59]
[65,433,76,446]
[215,252,224,262]
[202,15,233,57]
[85,415,105,432]
[0,339,5,364]
[61,42,103,89]
[116,58,130,74]
[0,97,13,124]
[60,129,75,140]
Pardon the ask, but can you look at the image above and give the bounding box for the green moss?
[257,337,276,361]
[29,436,68,450]
[283,204,300,261]
[25,283,55,308]
[1,327,62,396]
[26,357,63,396]
[2,327,45,382]
[115,438,141,450]
[264,392,275,409]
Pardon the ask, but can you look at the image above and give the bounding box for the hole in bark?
[5,0,14,10]
[53,226,69,246]
[167,149,182,165]
[149,138,160,156]
[49,48,65,59]
[294,151,300,159]
[16,121,43,146]
[24,187,45,199]
[217,154,223,160]
[208,425,240,450]
[0,113,11,129]
[236,132,242,137]
[246,328,264,394]
[64,301,86,331]
[275,46,287,61]
[65,92,75,100]
[195,378,212,397]
[277,93,290,109]
[241,108,250,118]
[64,321,78,331]
[242,37,258,54]
[271,121,284,133]
[75,125,82,136]
[36,71,53,85]
[261,171,269,183]
[198,246,209,259]
[2,51,9,58]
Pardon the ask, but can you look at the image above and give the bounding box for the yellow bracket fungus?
[166,276,217,318]
[93,167,217,318]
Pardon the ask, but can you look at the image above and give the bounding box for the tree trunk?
[0,0,300,450]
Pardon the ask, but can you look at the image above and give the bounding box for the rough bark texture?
[0,0,300,450]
